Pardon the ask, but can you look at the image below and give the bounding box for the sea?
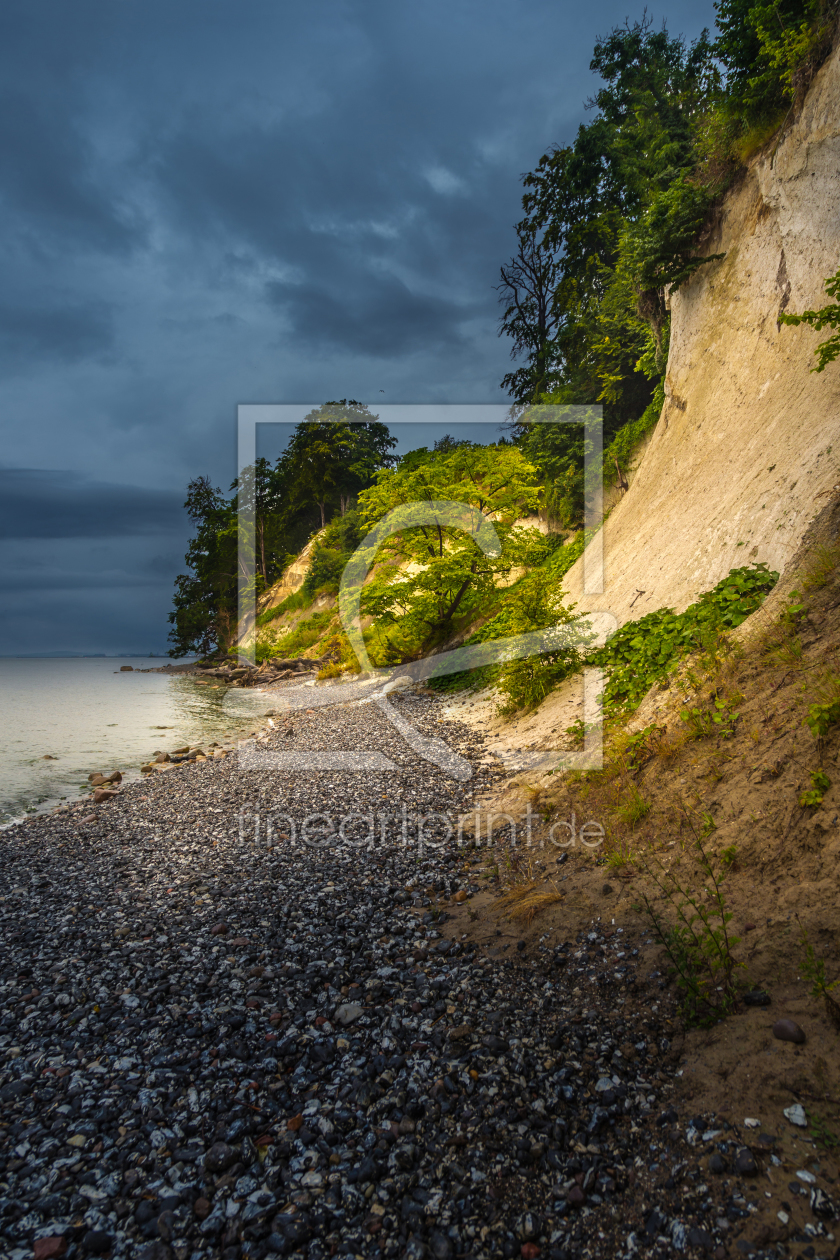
[0,657,275,826]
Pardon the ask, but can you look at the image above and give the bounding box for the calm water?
[0,658,274,826]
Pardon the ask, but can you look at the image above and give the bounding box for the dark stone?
[427,1229,453,1259]
[82,1232,114,1254]
[742,990,771,1007]
[709,1152,727,1174]
[772,1018,806,1044]
[687,1227,714,1251]
[0,1079,31,1101]
[644,1210,668,1237]
[269,1211,311,1253]
[734,1147,757,1176]
[205,1141,237,1173]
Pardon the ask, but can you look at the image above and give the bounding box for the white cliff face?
[561,40,840,629]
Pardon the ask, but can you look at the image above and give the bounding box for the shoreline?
[0,689,823,1260]
[0,665,284,832]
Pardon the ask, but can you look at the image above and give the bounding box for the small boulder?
[119,665,134,671]
[204,1141,236,1173]
[34,1239,68,1260]
[772,1018,806,1044]
[81,1231,113,1254]
[734,1147,757,1176]
[335,1002,364,1026]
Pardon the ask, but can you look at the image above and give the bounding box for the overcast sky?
[0,0,715,654]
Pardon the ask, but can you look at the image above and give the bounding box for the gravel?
[0,690,835,1259]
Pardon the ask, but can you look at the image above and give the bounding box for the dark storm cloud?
[266,275,475,356]
[0,89,139,251]
[0,301,113,364]
[0,0,717,652]
[0,470,186,539]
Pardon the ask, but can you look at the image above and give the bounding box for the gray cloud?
[0,302,113,364]
[0,0,717,651]
[0,470,186,539]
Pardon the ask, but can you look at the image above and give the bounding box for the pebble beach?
[0,687,832,1260]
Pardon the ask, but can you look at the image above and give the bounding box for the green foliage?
[720,843,738,869]
[256,588,311,627]
[171,403,395,658]
[499,0,836,504]
[302,510,364,598]
[280,400,396,527]
[798,919,839,997]
[805,697,840,740]
[501,17,720,421]
[427,530,587,696]
[637,837,743,1027]
[257,609,335,663]
[808,1110,840,1150]
[800,768,832,807]
[615,783,652,829]
[780,265,840,373]
[357,443,541,663]
[591,564,778,712]
[168,476,238,657]
[681,696,741,740]
[797,917,840,1029]
[494,570,587,715]
[713,0,836,129]
[620,175,725,297]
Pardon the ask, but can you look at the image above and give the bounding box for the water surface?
[0,657,272,825]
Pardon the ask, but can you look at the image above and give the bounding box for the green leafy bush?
[590,563,778,712]
[805,697,840,740]
[800,768,832,806]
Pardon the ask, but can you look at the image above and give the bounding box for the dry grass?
[489,849,565,926]
[491,878,565,926]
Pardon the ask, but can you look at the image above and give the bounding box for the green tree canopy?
[355,443,542,662]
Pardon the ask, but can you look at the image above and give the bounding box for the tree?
[231,456,293,588]
[282,400,396,526]
[168,477,237,657]
[497,222,564,404]
[501,17,720,420]
[356,444,542,662]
